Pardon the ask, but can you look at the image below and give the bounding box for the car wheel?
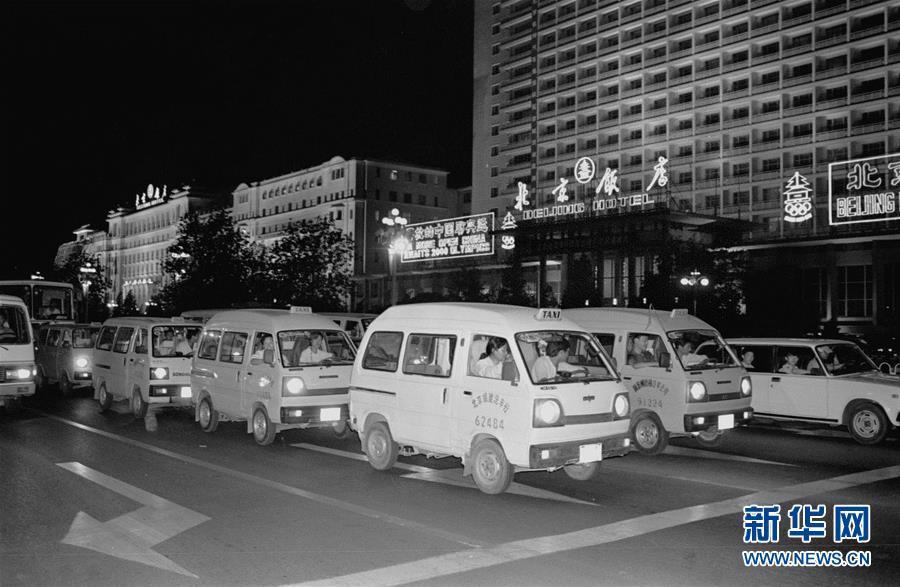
[131,389,148,418]
[848,403,888,445]
[60,373,73,397]
[364,422,398,471]
[631,412,668,455]
[198,396,219,433]
[98,384,113,412]
[564,461,600,481]
[694,428,725,448]
[471,438,513,494]
[251,406,276,446]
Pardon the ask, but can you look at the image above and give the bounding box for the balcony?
[669,21,694,35]
[695,178,720,189]
[645,28,667,42]
[851,89,885,103]
[669,101,694,113]
[751,0,781,8]
[815,128,848,141]
[754,170,781,181]
[723,173,749,185]
[753,81,780,95]
[696,94,721,107]
[816,63,847,80]
[697,121,722,133]
[696,66,721,80]
[816,32,847,50]
[754,110,781,122]
[500,140,532,154]
[669,73,693,88]
[783,103,813,117]
[723,59,749,73]
[695,39,721,54]
[783,134,813,147]
[752,138,782,152]
[852,57,886,71]
[782,43,812,58]
[645,53,667,67]
[782,13,812,28]
[723,31,749,46]
[696,13,720,27]
[645,80,667,92]
[597,117,620,129]
[723,87,750,102]
[621,61,644,74]
[851,121,886,136]
[724,117,751,129]
[850,24,885,38]
[724,146,751,157]
[597,141,620,153]
[752,23,780,38]
[753,52,781,65]
[670,127,694,138]
[815,96,847,110]
[696,149,721,161]
[723,1,748,17]
[815,2,847,19]
[622,110,643,121]
[622,137,643,147]
[783,73,812,88]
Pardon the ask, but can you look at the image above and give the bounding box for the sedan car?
[727,338,899,445]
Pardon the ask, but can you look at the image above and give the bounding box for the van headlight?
[740,376,752,396]
[75,357,89,369]
[533,398,563,427]
[5,365,35,381]
[150,367,169,380]
[688,381,707,402]
[613,393,630,419]
[282,376,306,396]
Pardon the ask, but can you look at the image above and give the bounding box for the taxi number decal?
[475,416,504,430]
[635,397,663,409]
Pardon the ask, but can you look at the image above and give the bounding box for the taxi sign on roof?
[535,308,562,321]
[290,306,313,314]
[670,309,689,317]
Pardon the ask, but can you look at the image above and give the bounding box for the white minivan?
[350,303,631,495]
[190,308,356,445]
[93,317,202,416]
[35,322,100,395]
[567,308,753,454]
[0,295,36,412]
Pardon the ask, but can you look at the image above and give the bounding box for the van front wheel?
[251,406,276,446]
[132,390,148,418]
[631,413,668,455]
[98,384,113,412]
[471,439,513,494]
[198,396,219,433]
[365,422,398,471]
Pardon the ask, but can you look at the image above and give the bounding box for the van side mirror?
[658,352,671,369]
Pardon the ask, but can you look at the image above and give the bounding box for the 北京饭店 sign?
[401,213,494,263]
[828,153,900,225]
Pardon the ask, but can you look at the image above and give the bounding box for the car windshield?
[0,305,30,345]
[279,329,356,367]
[515,330,617,384]
[818,343,878,376]
[152,325,202,357]
[73,327,99,348]
[667,329,738,370]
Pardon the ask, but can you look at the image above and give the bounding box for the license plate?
[718,413,735,430]
[320,407,341,422]
[579,443,603,463]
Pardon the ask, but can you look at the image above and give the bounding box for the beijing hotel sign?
[828,153,900,225]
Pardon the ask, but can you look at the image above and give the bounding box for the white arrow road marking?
[292,443,598,506]
[662,445,798,467]
[58,462,209,578]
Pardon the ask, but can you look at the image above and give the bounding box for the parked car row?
[19,302,900,495]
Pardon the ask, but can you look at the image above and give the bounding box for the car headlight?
[75,357,89,369]
[15,367,32,380]
[4,365,34,381]
[533,398,563,427]
[740,376,752,396]
[688,381,707,402]
[150,367,169,380]
[613,393,630,419]
[282,376,306,396]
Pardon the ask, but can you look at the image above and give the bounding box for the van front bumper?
[280,405,349,426]
[0,382,35,398]
[148,384,193,405]
[529,433,630,469]
[683,408,754,432]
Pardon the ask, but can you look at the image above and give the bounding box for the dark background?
[4,0,473,277]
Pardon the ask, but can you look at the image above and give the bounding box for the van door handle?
[622,376,632,381]
[442,388,447,404]
[771,376,781,382]
[463,390,472,396]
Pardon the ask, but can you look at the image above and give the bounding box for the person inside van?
[533,339,585,381]
[474,337,508,379]
[740,349,755,369]
[298,332,333,364]
[627,334,657,368]
[176,331,199,356]
[0,310,12,335]
[155,329,175,356]
[252,335,276,360]
[674,339,708,368]
[779,351,809,375]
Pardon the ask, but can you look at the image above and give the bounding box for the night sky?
[5,0,473,277]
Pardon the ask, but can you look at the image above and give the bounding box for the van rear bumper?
[528,433,630,469]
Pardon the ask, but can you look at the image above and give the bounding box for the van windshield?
[515,330,617,384]
[73,327,99,348]
[152,326,203,357]
[0,304,30,345]
[279,329,356,367]
[667,329,738,370]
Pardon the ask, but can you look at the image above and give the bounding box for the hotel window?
[704,168,719,180]
[761,100,780,113]
[403,193,412,204]
[703,113,720,125]
[629,154,642,166]
[733,190,750,205]
[628,104,642,115]
[793,153,813,167]
[838,266,872,317]
[733,163,749,177]
[678,145,693,157]
[389,191,398,202]
[761,129,780,142]
[761,158,780,171]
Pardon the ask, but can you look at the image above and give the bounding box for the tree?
[450,265,488,302]
[496,251,531,306]
[53,251,111,322]
[561,255,596,308]
[117,291,140,316]
[264,218,354,311]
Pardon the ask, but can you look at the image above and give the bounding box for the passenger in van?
[298,332,333,363]
[176,331,199,356]
[0,311,13,337]
[474,337,509,379]
[252,335,276,360]
[740,349,755,369]
[627,334,657,368]
[155,329,175,356]
[778,351,809,375]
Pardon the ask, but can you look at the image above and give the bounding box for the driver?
[533,340,581,381]
[298,332,333,363]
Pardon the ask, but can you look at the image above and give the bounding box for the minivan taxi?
[728,337,900,445]
[567,308,753,454]
[349,303,631,495]
[318,312,378,345]
[93,317,202,417]
[190,307,356,445]
[35,322,100,395]
[0,295,36,412]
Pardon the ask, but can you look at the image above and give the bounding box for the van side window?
[219,331,248,364]
[593,333,615,356]
[468,334,515,380]
[198,330,222,360]
[362,331,403,371]
[112,327,135,354]
[402,334,456,377]
[625,332,663,368]
[46,329,61,347]
[96,326,117,351]
[61,329,73,346]
[133,329,149,354]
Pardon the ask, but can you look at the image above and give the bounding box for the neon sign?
[783,172,813,223]
[401,213,494,263]
[828,154,900,225]
[135,184,168,210]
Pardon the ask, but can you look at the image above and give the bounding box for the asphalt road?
[1,388,898,586]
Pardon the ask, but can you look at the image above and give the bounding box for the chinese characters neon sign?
[828,153,900,225]
[401,213,494,263]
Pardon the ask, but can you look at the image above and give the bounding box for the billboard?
[401,213,494,263]
[828,153,900,226]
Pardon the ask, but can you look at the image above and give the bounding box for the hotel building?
[472,0,899,334]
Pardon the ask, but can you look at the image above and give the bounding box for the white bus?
[0,280,76,322]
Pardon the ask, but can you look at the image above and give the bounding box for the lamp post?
[79,262,97,322]
[381,208,409,307]
[679,269,710,316]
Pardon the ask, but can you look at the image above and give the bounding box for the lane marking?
[39,412,485,548]
[292,443,598,506]
[663,445,798,467]
[295,465,900,586]
[58,462,209,577]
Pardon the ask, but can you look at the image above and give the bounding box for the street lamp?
[381,208,409,306]
[79,262,97,322]
[679,269,710,316]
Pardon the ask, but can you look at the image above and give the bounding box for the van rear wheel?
[98,384,113,412]
[564,462,600,481]
[471,439,513,494]
[631,412,668,455]
[198,396,219,433]
[251,406,277,445]
[695,428,724,448]
[365,422,398,471]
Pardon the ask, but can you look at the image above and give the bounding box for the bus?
[0,280,76,322]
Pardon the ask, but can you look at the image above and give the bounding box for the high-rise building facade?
[473,0,899,334]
